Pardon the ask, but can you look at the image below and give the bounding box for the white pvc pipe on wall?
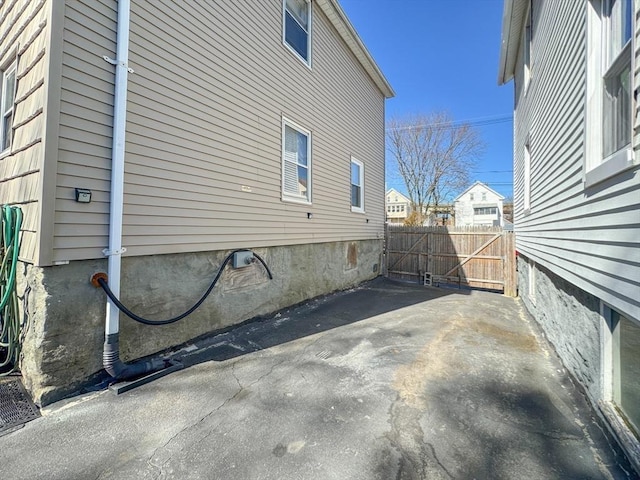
[105,0,131,337]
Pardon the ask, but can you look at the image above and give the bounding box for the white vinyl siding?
[282,118,311,203]
[350,157,364,213]
[52,0,386,262]
[0,0,48,263]
[513,0,640,321]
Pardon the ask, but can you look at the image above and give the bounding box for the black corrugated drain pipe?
[92,249,273,385]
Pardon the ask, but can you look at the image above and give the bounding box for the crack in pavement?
[146,356,286,479]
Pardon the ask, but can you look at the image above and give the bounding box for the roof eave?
[498,0,527,86]
[316,0,395,98]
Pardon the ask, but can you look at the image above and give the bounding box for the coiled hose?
[96,249,273,325]
[0,205,23,376]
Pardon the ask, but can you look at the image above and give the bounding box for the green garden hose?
[0,205,22,375]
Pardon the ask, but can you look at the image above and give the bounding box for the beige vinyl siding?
[53,0,386,262]
[513,1,640,320]
[53,0,114,262]
[0,0,48,263]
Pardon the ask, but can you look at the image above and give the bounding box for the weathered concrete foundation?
[17,240,383,405]
[518,255,640,473]
[517,255,602,401]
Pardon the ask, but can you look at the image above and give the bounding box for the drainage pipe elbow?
[103,333,164,380]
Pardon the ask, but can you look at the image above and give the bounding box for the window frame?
[602,304,640,439]
[1,60,17,155]
[281,117,312,205]
[283,0,312,67]
[350,157,365,213]
[523,141,531,214]
[585,0,637,187]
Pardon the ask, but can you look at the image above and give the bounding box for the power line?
[386,113,513,132]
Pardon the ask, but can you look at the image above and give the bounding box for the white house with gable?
[453,182,505,227]
[385,188,411,224]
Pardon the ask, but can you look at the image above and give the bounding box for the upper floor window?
[474,207,497,215]
[350,157,364,213]
[585,0,636,186]
[481,192,487,201]
[1,61,16,153]
[283,0,311,65]
[470,193,474,201]
[603,0,632,158]
[282,117,311,203]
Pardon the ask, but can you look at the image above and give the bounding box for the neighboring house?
[0,0,393,405]
[385,188,411,224]
[499,0,640,471]
[453,181,505,227]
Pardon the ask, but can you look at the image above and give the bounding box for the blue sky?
[339,0,514,199]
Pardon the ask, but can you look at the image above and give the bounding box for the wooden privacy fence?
[385,225,516,296]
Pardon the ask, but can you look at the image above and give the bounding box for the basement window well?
[611,309,640,437]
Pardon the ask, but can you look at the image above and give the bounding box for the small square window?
[283,0,311,65]
[1,61,17,153]
[350,157,364,213]
[282,117,311,203]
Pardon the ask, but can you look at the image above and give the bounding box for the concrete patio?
[0,277,637,479]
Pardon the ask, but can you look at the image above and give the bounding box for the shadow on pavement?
[169,276,468,368]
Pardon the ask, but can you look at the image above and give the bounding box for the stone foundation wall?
[17,240,383,405]
[517,255,603,404]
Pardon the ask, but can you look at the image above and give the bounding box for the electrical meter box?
[232,251,254,268]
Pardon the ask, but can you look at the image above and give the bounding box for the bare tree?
[387,112,485,225]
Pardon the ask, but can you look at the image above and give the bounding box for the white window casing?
[585,0,637,187]
[0,61,17,154]
[523,141,531,214]
[350,157,364,213]
[282,117,312,204]
[283,0,312,67]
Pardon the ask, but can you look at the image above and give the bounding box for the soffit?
[498,0,528,85]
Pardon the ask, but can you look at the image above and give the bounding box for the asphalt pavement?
[1,277,637,480]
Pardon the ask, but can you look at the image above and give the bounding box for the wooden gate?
[385,226,516,296]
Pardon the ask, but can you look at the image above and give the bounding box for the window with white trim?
[474,207,497,215]
[350,157,364,213]
[524,141,531,213]
[282,118,311,203]
[283,0,311,65]
[606,306,640,438]
[527,259,536,305]
[585,0,635,186]
[1,61,16,153]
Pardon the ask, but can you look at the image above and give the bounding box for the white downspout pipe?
[102,0,162,378]
[105,0,130,339]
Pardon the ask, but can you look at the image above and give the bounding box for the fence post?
[503,231,517,297]
[383,222,390,277]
